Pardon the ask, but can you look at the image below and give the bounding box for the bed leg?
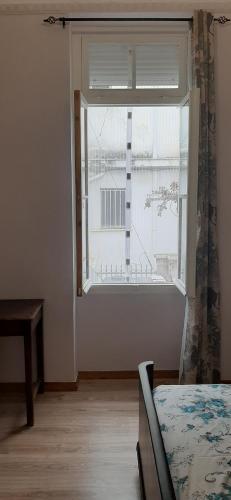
[136,441,146,500]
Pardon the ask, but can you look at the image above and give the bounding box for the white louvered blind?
[82,33,188,103]
[88,41,180,90]
[89,43,132,89]
[136,44,179,88]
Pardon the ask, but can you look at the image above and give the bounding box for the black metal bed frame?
[137,361,176,500]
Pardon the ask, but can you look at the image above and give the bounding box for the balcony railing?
[90,258,177,284]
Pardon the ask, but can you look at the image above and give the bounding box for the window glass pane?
[88,107,127,283]
[179,101,189,195]
[88,43,132,89]
[136,44,180,89]
[179,197,187,283]
[131,107,179,283]
[81,105,89,283]
[88,106,179,284]
[178,99,189,284]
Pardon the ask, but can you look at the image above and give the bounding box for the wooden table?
[0,299,44,426]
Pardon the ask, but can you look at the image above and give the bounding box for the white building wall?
[89,168,178,281]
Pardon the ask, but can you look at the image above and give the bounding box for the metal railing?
[91,257,177,284]
[92,263,165,284]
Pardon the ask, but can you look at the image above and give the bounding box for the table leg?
[36,314,45,394]
[24,327,34,426]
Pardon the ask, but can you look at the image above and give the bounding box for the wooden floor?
[0,380,141,500]
[0,378,177,499]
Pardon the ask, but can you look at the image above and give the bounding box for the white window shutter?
[89,43,131,89]
[136,43,180,89]
[176,88,200,297]
[82,33,188,103]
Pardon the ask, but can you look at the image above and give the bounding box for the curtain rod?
[43,15,230,28]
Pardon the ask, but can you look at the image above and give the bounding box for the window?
[87,105,180,286]
[82,33,188,104]
[101,189,125,228]
[178,97,189,285]
[88,41,180,90]
[74,27,199,294]
[177,89,200,297]
[75,92,89,295]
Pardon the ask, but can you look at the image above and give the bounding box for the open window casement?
[175,88,200,298]
[74,90,91,296]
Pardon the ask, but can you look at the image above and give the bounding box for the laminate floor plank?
[0,380,141,500]
[0,378,176,499]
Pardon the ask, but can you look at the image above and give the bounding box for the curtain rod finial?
[214,16,230,24]
[43,16,58,25]
[43,16,66,28]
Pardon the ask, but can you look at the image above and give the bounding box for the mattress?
[153,384,231,499]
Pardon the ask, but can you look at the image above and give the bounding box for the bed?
[137,361,231,500]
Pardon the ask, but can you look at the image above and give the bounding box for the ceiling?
[0,0,230,13]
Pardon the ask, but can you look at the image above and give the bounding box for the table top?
[0,300,43,320]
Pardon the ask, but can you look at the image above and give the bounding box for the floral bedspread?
[153,385,231,499]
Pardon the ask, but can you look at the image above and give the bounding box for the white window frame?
[175,88,200,298]
[81,32,188,105]
[72,25,200,293]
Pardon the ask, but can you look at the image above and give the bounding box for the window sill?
[85,283,182,295]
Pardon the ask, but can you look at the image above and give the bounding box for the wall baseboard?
[44,380,78,391]
[0,378,78,393]
[2,374,229,390]
[79,370,179,380]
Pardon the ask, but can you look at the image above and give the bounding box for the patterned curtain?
[179,11,221,384]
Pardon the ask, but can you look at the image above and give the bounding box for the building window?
[101,189,125,228]
[73,27,199,294]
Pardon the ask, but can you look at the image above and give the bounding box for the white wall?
[77,287,185,370]
[0,8,230,381]
[0,15,76,382]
